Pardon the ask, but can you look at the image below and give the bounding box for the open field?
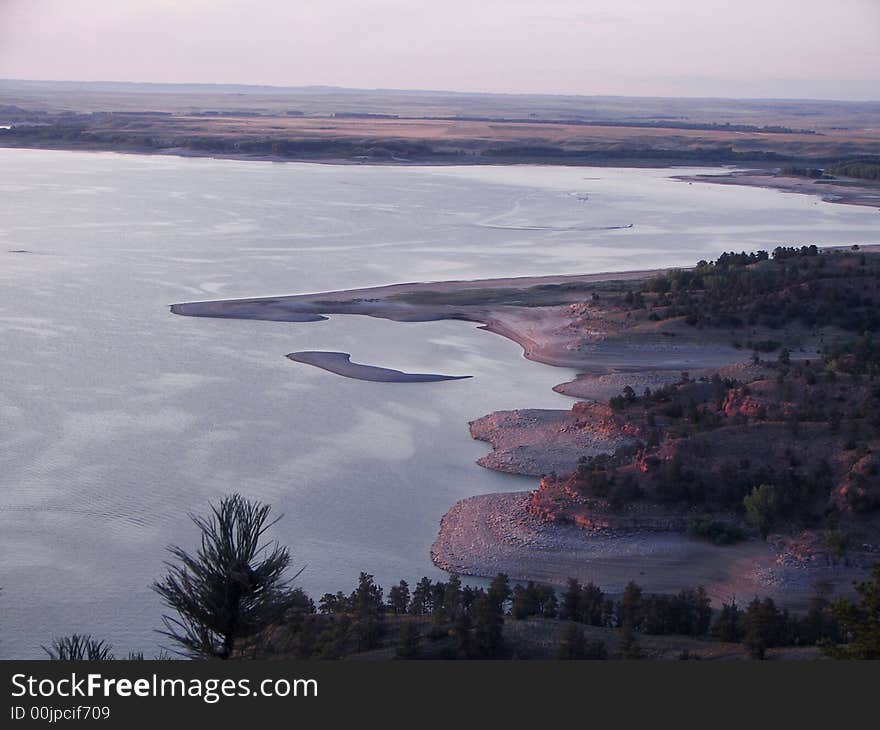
[3,80,880,166]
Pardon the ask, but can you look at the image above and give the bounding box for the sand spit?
[170,266,744,376]
[170,267,661,325]
[677,170,880,209]
[287,351,471,383]
[431,492,861,611]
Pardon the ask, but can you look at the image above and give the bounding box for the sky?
[0,0,878,100]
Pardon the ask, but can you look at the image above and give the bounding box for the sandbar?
[287,351,471,383]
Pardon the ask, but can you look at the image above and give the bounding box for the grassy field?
[3,80,880,164]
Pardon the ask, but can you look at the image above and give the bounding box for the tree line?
[35,494,880,661]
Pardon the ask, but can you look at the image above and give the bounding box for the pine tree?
[409,577,433,615]
[395,620,420,659]
[620,622,641,660]
[557,622,586,659]
[712,602,742,643]
[824,563,880,659]
[153,494,303,659]
[560,578,581,621]
[488,573,512,613]
[387,580,410,614]
[350,573,384,651]
[617,581,644,629]
[472,594,504,658]
[743,484,777,538]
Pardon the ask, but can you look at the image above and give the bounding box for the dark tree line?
[38,494,880,660]
[638,247,879,332]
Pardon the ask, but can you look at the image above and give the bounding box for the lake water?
[0,149,877,658]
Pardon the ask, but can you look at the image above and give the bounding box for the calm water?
[1,149,877,658]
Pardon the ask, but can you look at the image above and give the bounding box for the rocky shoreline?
[431,491,864,610]
[170,252,880,608]
[469,403,636,477]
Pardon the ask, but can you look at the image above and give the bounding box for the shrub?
[687,518,747,545]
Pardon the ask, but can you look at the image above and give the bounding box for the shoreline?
[431,492,862,611]
[171,251,880,606]
[169,265,739,374]
[674,169,880,209]
[0,143,743,169]
[4,144,880,210]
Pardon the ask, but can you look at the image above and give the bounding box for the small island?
[287,351,471,383]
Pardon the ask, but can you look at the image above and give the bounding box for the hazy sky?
[1,0,878,100]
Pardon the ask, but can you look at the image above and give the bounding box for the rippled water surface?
[1,149,877,657]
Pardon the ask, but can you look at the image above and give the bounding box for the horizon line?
[1,77,878,106]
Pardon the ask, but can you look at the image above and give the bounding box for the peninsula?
[173,244,880,612]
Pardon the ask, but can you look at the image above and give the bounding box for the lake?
[0,149,877,658]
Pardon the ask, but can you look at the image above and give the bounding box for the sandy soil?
[287,351,471,382]
[431,492,861,611]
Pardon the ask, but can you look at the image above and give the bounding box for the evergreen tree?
[318,591,348,614]
[472,594,504,658]
[387,580,410,614]
[153,494,303,659]
[511,582,539,619]
[316,614,350,660]
[452,610,472,658]
[560,578,581,621]
[442,575,463,619]
[802,580,838,646]
[409,577,433,615]
[743,596,785,659]
[288,614,320,659]
[557,622,586,659]
[350,573,384,651]
[824,562,880,659]
[712,602,742,643]
[620,622,641,660]
[395,620,420,659]
[579,582,612,626]
[539,586,559,618]
[618,581,644,629]
[488,573,512,613]
[743,484,778,538]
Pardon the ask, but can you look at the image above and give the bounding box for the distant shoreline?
[675,169,880,209]
[0,141,741,169]
[4,143,878,210]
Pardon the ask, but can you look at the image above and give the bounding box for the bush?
[687,518,747,545]
[822,529,849,558]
